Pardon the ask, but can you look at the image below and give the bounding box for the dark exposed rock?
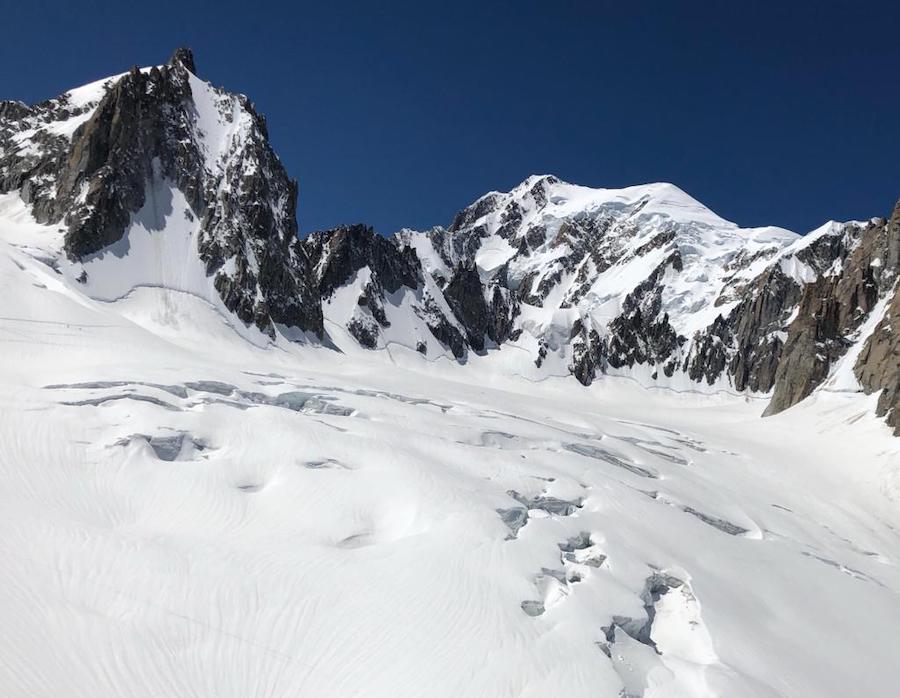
[304,224,420,297]
[569,318,607,385]
[689,263,805,392]
[59,59,201,258]
[443,263,491,352]
[303,223,475,352]
[684,315,732,386]
[854,203,900,434]
[416,297,468,358]
[406,225,482,278]
[763,277,843,415]
[766,213,897,416]
[442,263,518,352]
[169,47,196,74]
[634,229,676,257]
[347,315,379,349]
[855,293,900,435]
[449,193,502,233]
[606,256,682,372]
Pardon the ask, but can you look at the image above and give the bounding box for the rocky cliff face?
[855,287,900,435]
[851,204,900,434]
[2,49,897,433]
[763,216,892,415]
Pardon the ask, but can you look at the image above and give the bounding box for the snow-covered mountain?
[1,48,321,339]
[396,176,898,429]
[2,48,897,433]
[2,48,900,698]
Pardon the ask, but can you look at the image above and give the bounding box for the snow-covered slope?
[1,207,899,698]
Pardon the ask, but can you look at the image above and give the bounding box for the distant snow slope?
[2,187,899,698]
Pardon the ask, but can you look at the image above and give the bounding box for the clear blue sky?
[2,1,898,235]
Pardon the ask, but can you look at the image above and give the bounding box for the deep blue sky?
[2,1,898,235]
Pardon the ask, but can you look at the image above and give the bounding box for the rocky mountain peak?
[168,46,197,74]
[0,48,322,339]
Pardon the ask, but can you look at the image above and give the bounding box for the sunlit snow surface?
[2,203,900,698]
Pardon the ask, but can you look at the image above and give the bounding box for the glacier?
[1,49,899,698]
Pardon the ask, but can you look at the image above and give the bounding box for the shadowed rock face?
[59,58,201,259]
[443,263,491,353]
[853,203,900,434]
[686,222,855,395]
[304,224,421,298]
[766,209,899,417]
[855,287,900,434]
[301,223,469,355]
[569,318,607,385]
[606,255,682,376]
[442,263,517,353]
[687,267,800,392]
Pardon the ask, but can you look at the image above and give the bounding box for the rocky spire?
[168,47,196,74]
[1,48,322,338]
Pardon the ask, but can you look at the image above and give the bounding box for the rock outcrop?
[855,287,900,434]
[766,212,898,415]
[302,223,468,355]
[852,203,900,434]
